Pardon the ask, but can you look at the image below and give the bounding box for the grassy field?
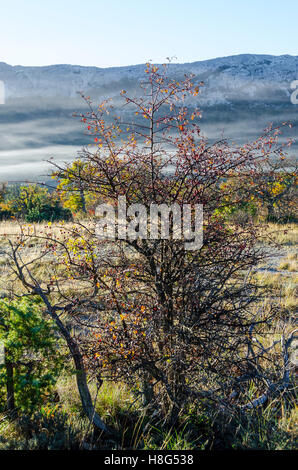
[0,220,297,450]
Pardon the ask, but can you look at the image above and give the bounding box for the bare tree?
[2,64,295,428]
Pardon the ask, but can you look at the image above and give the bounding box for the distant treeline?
[0,182,73,223]
[0,158,297,223]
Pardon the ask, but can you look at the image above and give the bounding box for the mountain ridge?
[0,53,297,109]
[0,54,297,180]
[1,52,297,69]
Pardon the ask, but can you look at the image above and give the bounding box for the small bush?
[25,203,72,223]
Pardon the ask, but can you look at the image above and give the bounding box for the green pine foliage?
[0,297,64,412]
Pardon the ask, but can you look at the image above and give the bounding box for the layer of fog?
[0,145,81,183]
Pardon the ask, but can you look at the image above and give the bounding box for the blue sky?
[1,0,297,67]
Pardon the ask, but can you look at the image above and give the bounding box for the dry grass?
[279,252,298,272]
[261,223,298,246]
[0,220,77,243]
[252,270,297,316]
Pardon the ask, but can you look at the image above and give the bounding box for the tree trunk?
[4,346,15,411]
[80,187,87,214]
[140,371,155,408]
[267,200,275,221]
[40,298,111,434]
[67,335,109,432]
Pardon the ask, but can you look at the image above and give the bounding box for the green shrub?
[25,202,72,222]
[0,209,13,221]
[0,297,65,412]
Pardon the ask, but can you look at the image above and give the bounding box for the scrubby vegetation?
[0,183,72,223]
[0,64,297,450]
